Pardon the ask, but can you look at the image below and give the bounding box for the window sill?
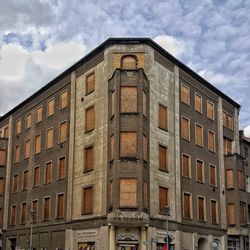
[158,127,168,132]
[57,177,65,181]
[83,169,94,174]
[82,212,93,216]
[197,180,205,184]
[85,90,95,96]
[198,219,206,223]
[182,176,191,180]
[85,128,94,134]
[44,181,52,185]
[158,168,169,173]
[119,157,138,161]
[183,217,193,220]
[208,150,216,154]
[182,137,190,142]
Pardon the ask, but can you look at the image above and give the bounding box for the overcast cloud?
[0,0,250,135]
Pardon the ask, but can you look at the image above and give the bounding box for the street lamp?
[30,210,36,250]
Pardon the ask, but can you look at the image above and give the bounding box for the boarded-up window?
[57,193,64,218]
[43,197,50,220]
[182,154,190,178]
[143,91,147,117]
[59,121,67,143]
[181,84,190,105]
[32,200,38,223]
[110,135,114,161]
[120,132,137,157]
[23,171,28,190]
[16,119,21,134]
[195,94,202,113]
[86,73,95,95]
[120,178,137,208]
[224,138,232,155]
[240,202,246,225]
[226,169,234,189]
[21,203,27,224]
[58,157,66,179]
[144,181,148,208]
[143,135,147,162]
[35,134,41,154]
[13,174,18,193]
[0,208,3,227]
[33,167,40,187]
[85,146,94,172]
[0,178,4,195]
[109,180,113,207]
[238,170,245,189]
[183,193,191,218]
[159,145,168,172]
[196,160,204,183]
[4,127,8,138]
[208,131,215,152]
[26,113,31,129]
[36,106,43,123]
[45,162,52,184]
[211,200,217,224]
[120,87,137,113]
[82,187,93,214]
[60,90,68,109]
[210,165,216,186]
[195,124,203,147]
[121,55,137,69]
[0,149,6,166]
[85,106,95,132]
[198,197,205,221]
[159,104,168,130]
[207,101,214,120]
[47,99,55,117]
[11,205,16,225]
[159,187,168,213]
[25,140,30,159]
[228,115,233,130]
[181,117,190,141]
[111,91,115,117]
[15,145,20,162]
[223,112,227,127]
[46,128,53,149]
[227,203,235,225]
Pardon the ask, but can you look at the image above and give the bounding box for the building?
[0,38,247,250]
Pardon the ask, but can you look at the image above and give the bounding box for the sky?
[0,0,250,135]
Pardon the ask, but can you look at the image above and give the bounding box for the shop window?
[85,106,95,133]
[120,86,137,113]
[120,132,137,158]
[159,186,168,213]
[86,73,95,95]
[120,178,137,208]
[159,145,168,172]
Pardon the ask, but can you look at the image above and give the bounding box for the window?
[47,99,55,117]
[109,180,113,207]
[111,91,115,117]
[181,116,190,141]
[159,187,168,213]
[143,91,147,117]
[195,93,202,113]
[182,154,191,178]
[46,128,53,149]
[110,135,114,161]
[121,55,137,69]
[13,174,18,193]
[223,112,227,127]
[120,87,137,113]
[25,140,31,159]
[43,197,50,221]
[223,111,234,130]
[238,170,245,189]
[120,132,137,158]
[209,165,216,186]
[85,106,95,132]
[224,137,232,155]
[159,145,168,172]
[15,145,20,162]
[22,170,28,190]
[11,205,16,225]
[120,178,137,208]
[4,127,8,138]
[158,104,168,130]
[26,113,31,129]
[82,186,93,214]
[33,167,40,187]
[226,169,234,189]
[211,200,218,224]
[35,134,41,154]
[207,101,215,120]
[208,131,216,152]
[56,193,64,218]
[227,203,235,225]
[144,181,148,208]
[20,202,27,224]
[0,208,3,227]
[85,146,94,172]
[240,202,246,225]
[58,156,66,179]
[59,121,67,143]
[183,193,192,219]
[36,106,43,123]
[86,73,95,95]
[196,160,204,183]
[195,124,203,147]
[16,119,21,135]
[60,90,68,109]
[32,200,38,223]
[45,162,52,184]
[0,149,6,166]
[198,197,205,221]
[143,135,147,162]
[0,178,4,195]
[181,84,190,105]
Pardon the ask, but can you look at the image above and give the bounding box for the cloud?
[244,125,250,138]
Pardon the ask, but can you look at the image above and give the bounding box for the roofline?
[0,37,240,122]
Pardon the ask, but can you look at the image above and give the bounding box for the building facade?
[0,38,248,250]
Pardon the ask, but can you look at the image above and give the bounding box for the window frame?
[196,159,205,183]
[43,196,51,221]
[47,98,55,117]
[195,123,203,147]
[209,164,217,187]
[36,105,43,124]
[82,185,94,215]
[197,196,206,222]
[25,113,32,129]
[84,145,94,172]
[56,192,65,219]
[210,199,218,225]
[59,120,67,144]
[183,192,192,219]
[182,153,191,178]
[46,127,54,149]
[58,156,66,180]
[207,101,215,121]
[59,89,68,110]
[85,72,95,96]
[35,133,41,155]
[181,116,190,141]
[85,105,95,133]
[208,130,216,152]
[195,93,203,113]
[44,161,53,184]
[158,103,168,131]
[181,83,190,105]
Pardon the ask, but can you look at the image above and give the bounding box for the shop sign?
[76,229,97,237]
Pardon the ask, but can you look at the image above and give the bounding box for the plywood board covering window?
[143,181,148,208]
[226,169,234,189]
[13,175,18,193]
[198,197,205,221]
[85,146,94,172]
[36,106,42,123]
[159,145,168,172]
[196,160,204,183]
[0,208,3,227]
[120,87,137,113]
[60,90,68,109]
[208,131,215,152]
[195,94,202,113]
[240,202,246,225]
[110,135,114,161]
[85,106,95,132]
[181,84,190,105]
[121,55,137,69]
[223,112,227,127]
[21,203,27,224]
[47,99,55,117]
[23,171,28,190]
[181,117,190,141]
[82,187,93,214]
[183,193,191,219]
[25,140,30,159]
[111,91,115,117]
[59,121,67,143]
[159,186,168,213]
[26,113,31,129]
[0,178,4,195]
[57,193,64,218]
[195,124,203,147]
[15,145,20,162]
[35,134,41,154]
[182,154,190,178]
[0,149,6,166]
[86,73,95,95]
[143,91,147,117]
[158,104,168,130]
[224,138,232,155]
[238,170,245,189]
[211,200,217,224]
[120,132,137,158]
[32,200,38,223]
[16,119,21,134]
[58,157,65,179]
[228,115,233,130]
[33,167,40,187]
[207,101,214,120]
[120,178,137,208]
[143,135,148,162]
[210,165,216,186]
[45,162,52,184]
[46,128,53,149]
[11,205,16,225]
[227,203,235,225]
[43,197,50,220]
